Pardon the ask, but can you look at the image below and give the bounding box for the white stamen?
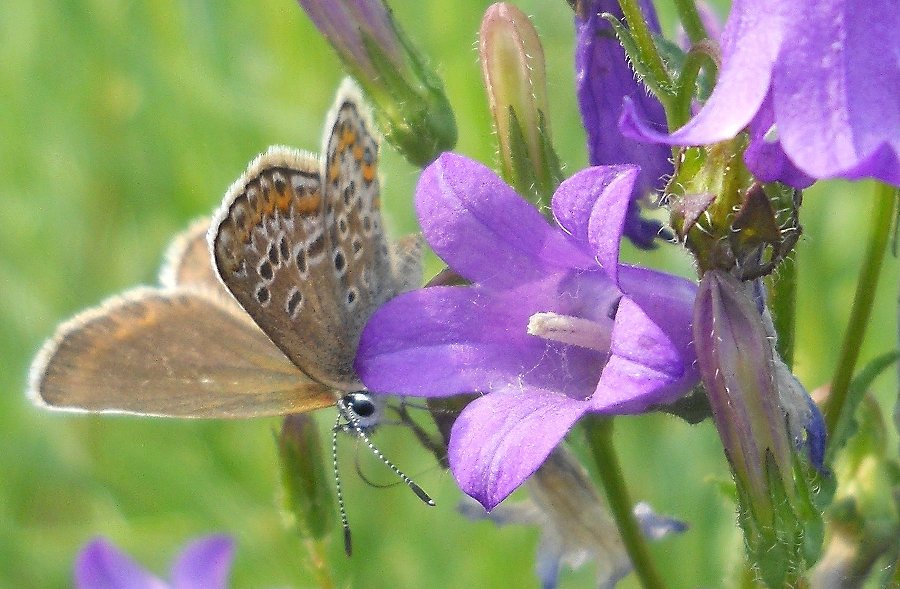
[527,312,611,352]
[763,124,779,143]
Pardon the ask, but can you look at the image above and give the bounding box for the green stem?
[584,417,667,589]
[616,0,673,95]
[824,183,898,446]
[674,0,708,44]
[767,252,797,368]
[672,49,705,130]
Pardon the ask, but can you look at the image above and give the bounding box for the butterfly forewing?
[212,80,405,391]
[321,82,399,344]
[29,288,334,417]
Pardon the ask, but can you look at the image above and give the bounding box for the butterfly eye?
[343,392,376,418]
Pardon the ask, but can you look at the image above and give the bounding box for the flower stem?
[767,252,797,368]
[673,0,708,44]
[823,183,898,447]
[616,0,673,95]
[584,417,667,589]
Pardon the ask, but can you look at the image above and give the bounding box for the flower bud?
[479,3,563,205]
[297,0,457,166]
[694,270,820,587]
[277,414,334,540]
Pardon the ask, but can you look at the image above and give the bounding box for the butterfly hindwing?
[29,288,334,418]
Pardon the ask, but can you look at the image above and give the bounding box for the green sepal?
[360,32,457,167]
[502,107,563,212]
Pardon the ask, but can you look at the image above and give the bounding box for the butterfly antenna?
[332,413,353,556]
[338,399,435,507]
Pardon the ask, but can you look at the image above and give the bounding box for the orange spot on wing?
[295,192,321,215]
[363,164,376,183]
[340,128,357,150]
[275,189,292,211]
[353,144,364,162]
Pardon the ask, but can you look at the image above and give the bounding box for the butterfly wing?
[29,287,335,417]
[211,79,408,391]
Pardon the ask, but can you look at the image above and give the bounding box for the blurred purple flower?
[75,536,234,589]
[621,0,899,187]
[575,0,673,248]
[355,153,698,509]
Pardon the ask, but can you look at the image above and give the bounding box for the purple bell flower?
[620,0,900,187]
[575,0,673,248]
[355,153,698,509]
[75,536,234,589]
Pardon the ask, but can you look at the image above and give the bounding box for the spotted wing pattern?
[211,79,414,391]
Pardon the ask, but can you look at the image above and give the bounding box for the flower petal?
[618,265,698,357]
[75,538,168,589]
[575,0,672,249]
[356,284,603,399]
[449,389,589,510]
[772,0,900,185]
[619,0,785,146]
[170,536,234,589]
[591,295,696,413]
[744,95,815,189]
[416,153,593,289]
[552,165,640,285]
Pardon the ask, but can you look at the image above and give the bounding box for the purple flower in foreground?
[621,0,899,187]
[576,0,673,248]
[355,152,698,509]
[75,536,234,589]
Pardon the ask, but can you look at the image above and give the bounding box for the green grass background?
[2,1,897,587]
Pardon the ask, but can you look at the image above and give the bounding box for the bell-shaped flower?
[575,0,673,247]
[621,0,899,187]
[355,152,698,510]
[75,536,234,589]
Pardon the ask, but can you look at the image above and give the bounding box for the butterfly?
[28,78,430,554]
[29,78,422,423]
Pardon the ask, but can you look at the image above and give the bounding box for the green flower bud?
[298,0,457,166]
[479,2,563,206]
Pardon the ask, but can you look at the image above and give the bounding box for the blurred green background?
[2,1,897,587]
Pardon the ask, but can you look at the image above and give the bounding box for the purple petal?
[75,538,168,589]
[618,265,698,359]
[415,153,593,290]
[575,0,672,248]
[356,284,603,400]
[620,0,784,146]
[170,536,234,589]
[449,389,589,510]
[772,0,900,185]
[591,295,696,413]
[744,95,815,189]
[552,165,639,285]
